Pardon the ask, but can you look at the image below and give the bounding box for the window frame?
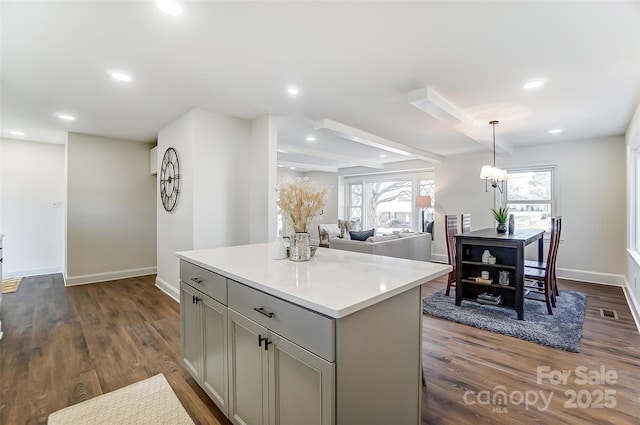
[343,171,434,233]
[503,165,557,233]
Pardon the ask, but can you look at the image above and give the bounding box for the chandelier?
[479,120,507,193]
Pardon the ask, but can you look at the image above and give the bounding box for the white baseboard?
[556,268,625,286]
[431,253,448,263]
[155,276,179,303]
[2,266,64,279]
[621,277,640,334]
[65,267,157,286]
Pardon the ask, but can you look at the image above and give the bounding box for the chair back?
[461,213,471,233]
[445,215,458,267]
[549,216,562,275]
[545,217,560,276]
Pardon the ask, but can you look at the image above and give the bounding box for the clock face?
[160,147,180,212]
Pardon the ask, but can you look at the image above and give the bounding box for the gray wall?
[66,133,156,284]
[434,135,626,283]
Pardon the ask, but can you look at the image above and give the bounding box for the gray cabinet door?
[202,294,229,416]
[180,282,202,380]
[267,332,335,425]
[228,309,269,425]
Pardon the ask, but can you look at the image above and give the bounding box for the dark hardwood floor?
[421,277,640,425]
[0,274,230,425]
[1,273,638,424]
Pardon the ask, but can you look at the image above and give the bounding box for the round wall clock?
[160,147,180,212]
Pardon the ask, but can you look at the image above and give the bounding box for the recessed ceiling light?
[306,135,316,142]
[549,129,562,134]
[57,113,76,121]
[111,72,132,82]
[10,130,24,136]
[523,80,546,89]
[379,154,387,158]
[287,86,299,96]
[290,167,296,170]
[156,0,182,15]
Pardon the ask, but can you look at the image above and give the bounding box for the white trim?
[627,248,640,268]
[65,267,157,286]
[155,276,179,302]
[431,253,448,264]
[556,267,625,286]
[621,277,640,334]
[2,266,64,279]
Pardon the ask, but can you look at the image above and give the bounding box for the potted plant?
[490,206,510,234]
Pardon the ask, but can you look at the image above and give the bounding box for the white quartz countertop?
[176,243,451,318]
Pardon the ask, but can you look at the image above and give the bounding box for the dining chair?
[524,216,562,297]
[524,217,560,315]
[461,213,471,233]
[445,215,458,296]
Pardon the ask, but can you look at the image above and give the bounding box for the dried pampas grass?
[277,177,330,233]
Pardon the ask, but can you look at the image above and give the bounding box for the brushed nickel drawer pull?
[253,307,274,318]
[190,277,203,284]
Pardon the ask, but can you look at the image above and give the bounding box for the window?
[418,178,435,223]
[505,167,555,231]
[347,182,363,223]
[345,173,434,234]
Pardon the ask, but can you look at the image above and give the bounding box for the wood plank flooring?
[421,277,640,425]
[1,273,638,424]
[0,274,231,425]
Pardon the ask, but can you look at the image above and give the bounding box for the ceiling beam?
[278,144,383,169]
[313,119,443,163]
[408,87,513,155]
[277,160,339,173]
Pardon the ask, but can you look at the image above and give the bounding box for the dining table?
[454,228,545,320]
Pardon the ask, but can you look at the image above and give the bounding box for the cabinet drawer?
[228,280,335,362]
[180,260,227,305]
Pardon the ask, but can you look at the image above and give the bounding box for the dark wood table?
[454,228,545,320]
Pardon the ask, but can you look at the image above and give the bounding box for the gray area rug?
[423,289,587,352]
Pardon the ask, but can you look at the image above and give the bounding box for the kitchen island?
[177,243,451,425]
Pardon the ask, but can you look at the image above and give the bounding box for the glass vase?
[289,232,311,261]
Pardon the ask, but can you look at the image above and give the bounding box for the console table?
[455,228,544,320]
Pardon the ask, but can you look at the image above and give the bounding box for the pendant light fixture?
[479,120,507,193]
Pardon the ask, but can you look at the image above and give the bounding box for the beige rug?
[48,374,194,425]
[2,278,21,293]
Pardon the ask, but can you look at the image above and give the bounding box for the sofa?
[329,232,432,262]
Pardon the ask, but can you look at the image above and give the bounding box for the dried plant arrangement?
[277,177,330,233]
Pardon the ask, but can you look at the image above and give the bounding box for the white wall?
[156,109,276,299]
[249,115,278,243]
[156,111,196,297]
[435,135,626,284]
[192,109,252,249]
[305,171,339,243]
[66,133,156,284]
[0,138,65,277]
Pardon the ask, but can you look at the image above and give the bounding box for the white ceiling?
[2,1,639,172]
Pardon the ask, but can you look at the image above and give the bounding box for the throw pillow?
[349,228,375,241]
[338,219,361,239]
